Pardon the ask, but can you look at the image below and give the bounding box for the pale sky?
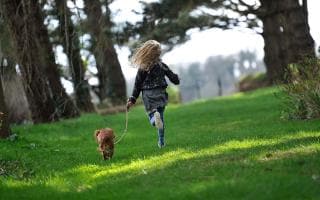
[110,0,320,79]
[60,0,320,92]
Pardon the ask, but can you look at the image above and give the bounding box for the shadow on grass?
[1,87,320,199]
[1,130,319,199]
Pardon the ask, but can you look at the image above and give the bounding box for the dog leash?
[114,108,129,144]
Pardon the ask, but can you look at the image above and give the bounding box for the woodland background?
[0,0,318,138]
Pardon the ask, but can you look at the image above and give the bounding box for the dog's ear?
[94,130,100,139]
[108,129,115,138]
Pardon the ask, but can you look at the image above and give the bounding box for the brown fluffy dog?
[94,128,115,160]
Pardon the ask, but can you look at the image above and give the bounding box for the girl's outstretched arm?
[161,62,180,85]
[129,69,147,104]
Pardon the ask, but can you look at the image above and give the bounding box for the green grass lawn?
[1,87,320,199]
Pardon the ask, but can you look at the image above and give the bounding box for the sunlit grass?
[0,87,320,199]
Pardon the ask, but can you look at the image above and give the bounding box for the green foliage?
[239,73,269,92]
[0,87,320,199]
[0,159,34,180]
[240,73,267,83]
[122,0,259,51]
[280,58,320,120]
[166,85,180,104]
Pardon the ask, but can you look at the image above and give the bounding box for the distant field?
[1,87,319,199]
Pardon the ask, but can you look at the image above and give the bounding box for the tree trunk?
[1,58,31,124]
[34,0,80,119]
[56,0,95,113]
[259,0,288,83]
[1,0,79,122]
[0,73,11,138]
[259,0,315,83]
[278,0,315,64]
[1,17,31,124]
[1,0,57,123]
[83,0,127,105]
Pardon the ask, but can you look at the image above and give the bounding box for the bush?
[167,86,181,104]
[238,73,269,92]
[280,57,320,120]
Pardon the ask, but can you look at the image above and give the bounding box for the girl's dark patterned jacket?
[129,62,180,103]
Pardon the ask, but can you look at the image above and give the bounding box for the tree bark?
[259,0,287,83]
[56,0,95,112]
[278,0,315,64]
[1,0,57,123]
[0,73,11,138]
[1,0,79,122]
[1,59,31,124]
[0,75,11,138]
[259,0,315,83]
[83,0,127,105]
[34,0,80,119]
[1,19,31,124]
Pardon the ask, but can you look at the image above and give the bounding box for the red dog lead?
[95,128,115,160]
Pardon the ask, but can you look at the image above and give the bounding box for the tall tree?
[257,1,287,82]
[278,0,315,64]
[258,0,315,82]
[1,0,56,123]
[124,0,315,83]
[1,59,31,124]
[120,0,235,51]
[1,15,31,124]
[1,0,79,122]
[0,72,11,138]
[55,0,95,112]
[34,0,80,119]
[83,0,127,105]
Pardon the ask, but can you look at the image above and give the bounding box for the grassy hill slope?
[1,87,320,199]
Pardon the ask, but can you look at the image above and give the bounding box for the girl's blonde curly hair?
[131,40,161,71]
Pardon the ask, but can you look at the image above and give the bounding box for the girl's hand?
[126,101,134,110]
[126,96,136,110]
